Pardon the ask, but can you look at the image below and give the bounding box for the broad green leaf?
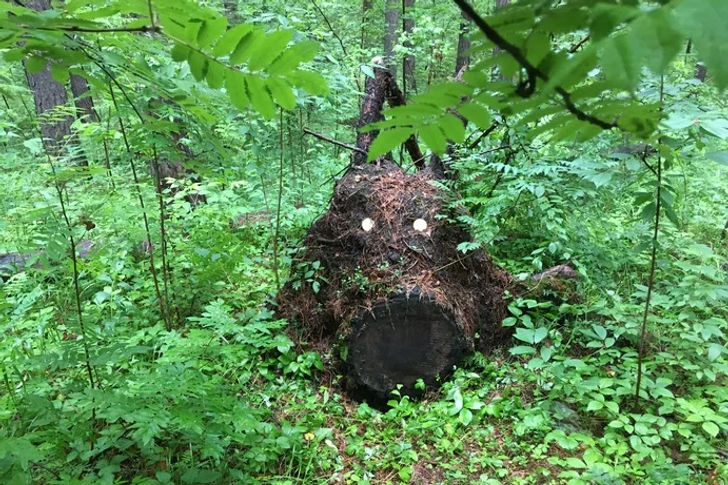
[268,40,319,74]
[248,29,293,71]
[590,3,638,41]
[701,421,719,438]
[706,151,728,165]
[26,55,46,74]
[587,400,603,412]
[459,408,474,426]
[601,34,641,91]
[564,457,587,469]
[707,343,723,361]
[632,8,681,74]
[246,75,275,118]
[418,124,447,155]
[171,43,190,62]
[188,50,208,81]
[388,102,441,118]
[197,16,227,48]
[524,30,550,66]
[229,29,263,65]
[3,48,24,62]
[515,327,534,343]
[212,24,253,57]
[367,128,414,161]
[159,12,189,40]
[225,70,249,111]
[510,345,536,356]
[533,327,548,344]
[50,63,69,83]
[184,18,203,44]
[267,78,296,110]
[205,61,225,89]
[701,119,728,139]
[288,70,328,95]
[675,0,728,90]
[438,113,466,143]
[450,387,463,415]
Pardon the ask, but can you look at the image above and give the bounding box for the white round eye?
[413,218,427,232]
[362,218,374,232]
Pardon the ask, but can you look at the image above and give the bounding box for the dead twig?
[303,127,367,155]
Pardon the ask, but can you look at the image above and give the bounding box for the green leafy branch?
[1,0,328,120]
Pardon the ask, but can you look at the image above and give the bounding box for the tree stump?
[278,159,511,399]
[347,289,468,397]
[276,64,516,399]
[278,63,576,400]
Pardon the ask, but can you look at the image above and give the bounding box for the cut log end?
[348,290,468,399]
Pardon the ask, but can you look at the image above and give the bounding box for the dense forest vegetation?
[1,0,727,483]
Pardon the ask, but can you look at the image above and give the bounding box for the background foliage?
[1,0,727,483]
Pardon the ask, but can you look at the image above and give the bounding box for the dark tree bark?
[402,0,416,97]
[360,0,373,55]
[695,63,707,82]
[384,0,399,77]
[354,62,424,168]
[70,74,97,122]
[23,0,73,155]
[454,9,471,77]
[222,0,240,24]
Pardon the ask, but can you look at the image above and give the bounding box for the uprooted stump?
[278,160,512,399]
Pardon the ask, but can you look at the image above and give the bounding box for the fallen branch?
[303,127,367,155]
[569,35,590,53]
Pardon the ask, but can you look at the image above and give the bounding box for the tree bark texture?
[70,74,97,122]
[24,0,73,155]
[384,0,399,78]
[454,9,471,77]
[402,0,416,96]
[354,64,424,168]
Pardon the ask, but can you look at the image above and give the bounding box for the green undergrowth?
[2,139,727,484]
[2,48,728,485]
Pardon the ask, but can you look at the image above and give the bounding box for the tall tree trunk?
[70,74,97,122]
[23,0,73,156]
[695,63,707,82]
[402,0,416,97]
[454,9,471,77]
[361,0,373,54]
[222,0,240,24]
[384,0,399,77]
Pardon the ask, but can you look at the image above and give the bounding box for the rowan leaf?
[225,70,249,111]
[367,128,414,161]
[267,78,297,110]
[197,16,227,48]
[268,41,319,75]
[187,50,208,81]
[246,75,275,118]
[205,61,225,89]
[248,30,293,71]
[229,29,263,65]
[674,0,728,90]
[212,24,253,57]
[418,124,447,155]
[438,113,466,144]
